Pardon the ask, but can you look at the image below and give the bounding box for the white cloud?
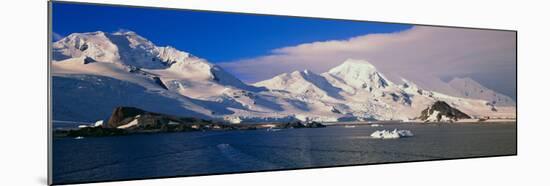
[218,26,516,97]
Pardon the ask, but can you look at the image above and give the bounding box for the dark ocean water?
[52,123,516,184]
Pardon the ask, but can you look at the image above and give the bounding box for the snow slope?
[255,70,344,100]
[447,77,516,106]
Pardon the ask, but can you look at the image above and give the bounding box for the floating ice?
[370,129,414,139]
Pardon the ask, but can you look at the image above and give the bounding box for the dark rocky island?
[418,101,471,122]
[54,106,326,138]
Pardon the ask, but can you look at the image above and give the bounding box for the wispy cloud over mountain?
[218,26,516,97]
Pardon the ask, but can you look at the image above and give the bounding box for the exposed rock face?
[280,121,326,128]
[82,56,96,64]
[152,77,168,90]
[106,107,146,128]
[418,101,471,122]
[106,106,210,129]
[304,121,326,128]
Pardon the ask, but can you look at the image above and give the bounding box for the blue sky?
[52,2,412,63]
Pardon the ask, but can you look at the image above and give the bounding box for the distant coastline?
[53,105,515,138]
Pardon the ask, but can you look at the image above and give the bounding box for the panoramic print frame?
[48,1,517,185]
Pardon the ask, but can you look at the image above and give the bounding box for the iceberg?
[370,129,414,139]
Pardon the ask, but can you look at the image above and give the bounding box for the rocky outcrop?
[54,106,328,138]
[304,121,326,128]
[418,101,471,122]
[106,107,147,128]
[106,106,210,129]
[152,77,168,90]
[280,121,326,128]
[83,56,95,64]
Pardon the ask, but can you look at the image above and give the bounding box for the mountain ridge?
[51,31,516,123]
[447,77,515,106]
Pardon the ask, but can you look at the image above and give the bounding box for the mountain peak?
[112,29,138,36]
[332,59,377,73]
[447,76,515,106]
[342,58,376,66]
[327,59,392,89]
[255,68,343,99]
[67,31,106,37]
[52,30,197,69]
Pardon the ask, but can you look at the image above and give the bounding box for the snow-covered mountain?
[325,59,393,91]
[447,77,515,106]
[52,31,266,122]
[255,69,344,100]
[52,31,516,123]
[255,59,516,121]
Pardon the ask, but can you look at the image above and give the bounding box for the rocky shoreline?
[54,106,326,138]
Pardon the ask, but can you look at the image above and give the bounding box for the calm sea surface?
[52,122,516,184]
